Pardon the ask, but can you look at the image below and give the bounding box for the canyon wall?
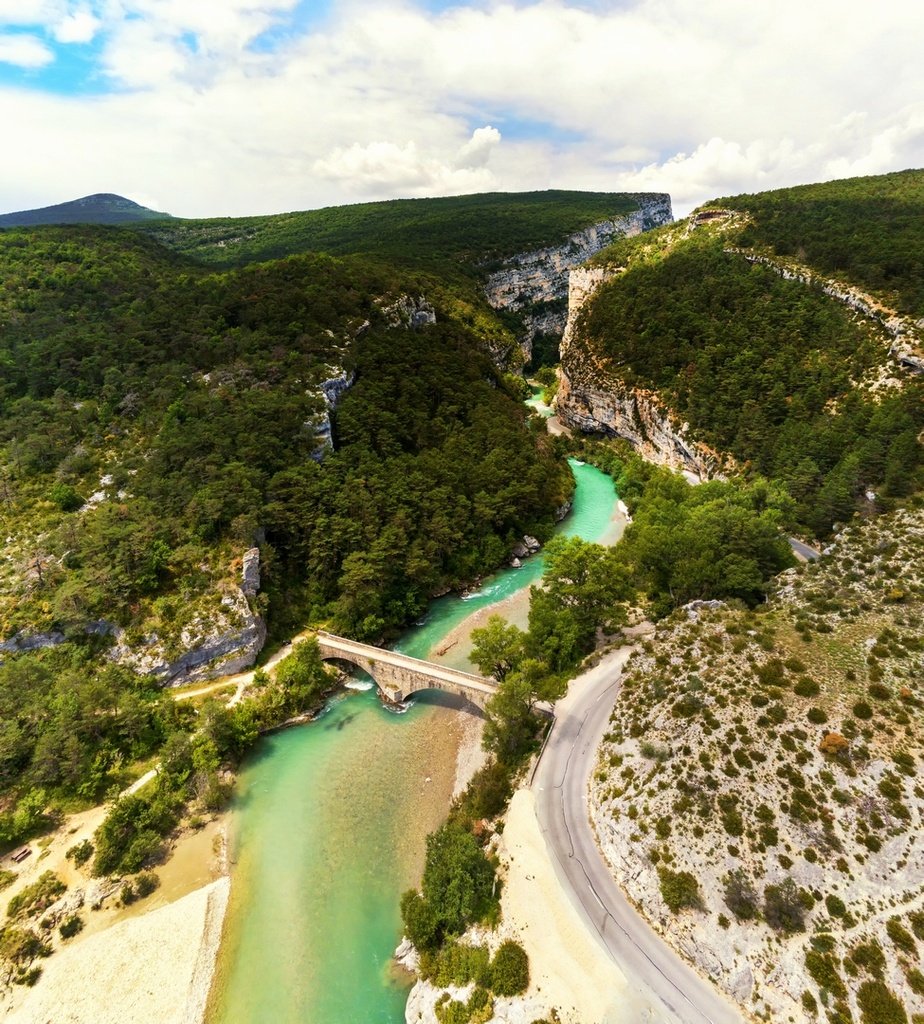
[483,195,673,363]
[557,267,726,480]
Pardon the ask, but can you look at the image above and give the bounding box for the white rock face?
[310,367,355,462]
[556,266,726,479]
[110,585,266,686]
[483,196,673,361]
[384,294,438,329]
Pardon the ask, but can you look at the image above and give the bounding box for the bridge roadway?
[315,631,498,709]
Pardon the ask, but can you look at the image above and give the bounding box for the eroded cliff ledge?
[483,195,673,363]
[556,268,727,480]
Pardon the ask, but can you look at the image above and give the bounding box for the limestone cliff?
[557,268,726,480]
[109,550,266,685]
[483,195,673,363]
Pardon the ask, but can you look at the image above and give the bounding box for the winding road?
[532,647,745,1024]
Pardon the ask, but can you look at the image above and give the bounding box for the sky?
[0,0,922,219]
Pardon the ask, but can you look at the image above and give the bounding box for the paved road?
[532,648,745,1024]
[789,537,820,562]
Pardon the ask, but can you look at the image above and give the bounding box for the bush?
[490,940,530,996]
[134,872,160,899]
[807,707,828,724]
[794,677,821,697]
[886,918,917,956]
[658,868,703,914]
[826,894,847,918]
[853,701,874,721]
[763,877,805,933]
[65,839,94,869]
[723,869,758,921]
[804,950,847,999]
[820,733,850,758]
[905,967,924,996]
[58,915,83,940]
[422,942,491,989]
[856,980,908,1024]
[851,940,886,978]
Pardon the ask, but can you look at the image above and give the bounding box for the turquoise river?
[209,456,621,1024]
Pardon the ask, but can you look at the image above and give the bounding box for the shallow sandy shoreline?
[3,875,230,1024]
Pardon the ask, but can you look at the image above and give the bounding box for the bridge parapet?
[315,631,497,709]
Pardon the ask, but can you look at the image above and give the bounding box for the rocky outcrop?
[556,266,725,479]
[110,586,266,686]
[109,549,267,686]
[241,548,260,597]
[557,373,724,481]
[310,367,355,462]
[383,294,437,330]
[0,629,66,654]
[483,195,673,362]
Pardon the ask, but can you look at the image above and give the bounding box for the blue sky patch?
[490,114,585,147]
[0,30,111,96]
[248,0,336,53]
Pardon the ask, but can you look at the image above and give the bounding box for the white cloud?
[313,129,500,195]
[53,8,100,43]
[454,126,500,169]
[1,0,923,217]
[0,32,53,67]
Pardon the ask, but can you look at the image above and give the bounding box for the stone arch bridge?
[315,631,498,709]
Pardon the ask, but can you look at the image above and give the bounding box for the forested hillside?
[565,171,924,537]
[140,189,643,269]
[0,191,640,833]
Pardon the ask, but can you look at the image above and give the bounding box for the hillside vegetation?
[572,171,924,536]
[2,191,654,838]
[714,168,924,317]
[592,507,924,1023]
[140,189,643,269]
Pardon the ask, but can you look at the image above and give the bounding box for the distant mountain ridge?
[0,192,172,227]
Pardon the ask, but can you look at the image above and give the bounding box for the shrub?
[65,840,94,869]
[763,877,805,934]
[853,701,874,721]
[807,707,828,724]
[826,894,847,918]
[723,869,759,921]
[820,733,850,758]
[802,990,819,1014]
[658,868,703,914]
[906,967,924,996]
[490,940,530,996]
[869,683,892,700]
[794,677,821,697]
[58,916,83,940]
[908,911,924,941]
[135,872,160,899]
[886,918,917,957]
[804,950,847,999]
[851,940,886,979]
[856,979,908,1024]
